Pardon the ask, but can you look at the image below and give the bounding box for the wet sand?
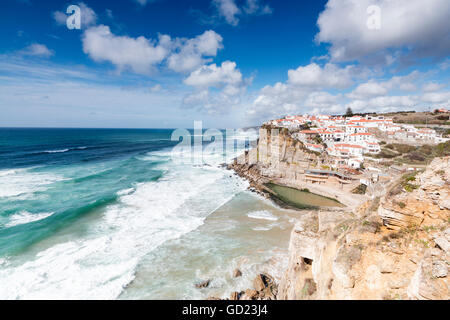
[119,191,306,300]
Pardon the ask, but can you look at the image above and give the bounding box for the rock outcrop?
[229,126,318,191]
[229,126,367,208]
[228,126,449,300]
[230,273,278,301]
[379,157,449,230]
[277,157,449,300]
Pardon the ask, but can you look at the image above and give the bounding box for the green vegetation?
[345,107,354,117]
[313,135,324,145]
[390,111,449,125]
[351,184,367,195]
[361,219,381,233]
[414,239,430,248]
[444,129,450,137]
[301,279,317,297]
[389,172,421,196]
[385,143,416,153]
[369,196,381,212]
[376,141,450,164]
[422,226,436,233]
[339,110,448,125]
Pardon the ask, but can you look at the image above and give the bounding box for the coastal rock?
[332,245,361,289]
[253,274,273,291]
[441,199,450,210]
[230,291,241,300]
[230,127,449,301]
[379,157,450,230]
[290,225,319,261]
[302,278,317,296]
[233,269,242,278]
[318,210,354,232]
[434,237,450,253]
[432,260,448,278]
[195,279,210,289]
[241,289,258,300]
[407,257,449,300]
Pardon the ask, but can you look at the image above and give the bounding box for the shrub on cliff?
[351,184,367,194]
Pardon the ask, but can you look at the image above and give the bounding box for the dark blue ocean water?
[0,127,258,299]
[0,128,181,256]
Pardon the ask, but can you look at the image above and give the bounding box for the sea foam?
[0,144,249,300]
[247,210,279,221]
[0,168,64,199]
[5,211,54,228]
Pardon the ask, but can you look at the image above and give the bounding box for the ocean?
[0,128,299,300]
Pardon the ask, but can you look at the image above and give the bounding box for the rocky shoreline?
[208,128,449,300]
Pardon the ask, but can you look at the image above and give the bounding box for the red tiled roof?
[349,133,372,136]
[334,143,364,149]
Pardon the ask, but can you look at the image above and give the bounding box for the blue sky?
[0,0,449,128]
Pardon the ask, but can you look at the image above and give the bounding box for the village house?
[304,143,324,153]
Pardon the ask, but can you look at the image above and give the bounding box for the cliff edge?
[277,157,449,300]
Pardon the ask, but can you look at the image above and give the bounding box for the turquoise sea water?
[0,129,178,256]
[0,128,298,299]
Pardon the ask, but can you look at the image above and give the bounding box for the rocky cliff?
[230,126,366,208]
[277,157,449,300]
[230,126,318,185]
[228,126,448,300]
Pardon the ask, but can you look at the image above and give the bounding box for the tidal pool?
[265,183,345,209]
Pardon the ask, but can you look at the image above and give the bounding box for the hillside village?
[228,112,450,301]
[264,112,450,171]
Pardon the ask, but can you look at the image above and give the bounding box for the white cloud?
[183,61,247,114]
[82,26,224,75]
[440,59,450,70]
[348,81,387,99]
[213,0,241,26]
[167,30,223,73]
[184,61,242,88]
[19,43,54,58]
[347,71,419,99]
[243,0,272,15]
[212,0,272,26]
[422,82,445,92]
[316,0,450,64]
[134,0,157,6]
[82,25,171,74]
[246,62,366,122]
[421,91,450,104]
[305,91,342,109]
[288,63,356,89]
[149,84,163,92]
[53,2,97,29]
[245,61,442,123]
[346,95,418,113]
[0,59,191,128]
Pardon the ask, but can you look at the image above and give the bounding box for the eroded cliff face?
[230,127,365,208]
[230,127,319,185]
[378,157,450,230]
[278,157,450,300]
